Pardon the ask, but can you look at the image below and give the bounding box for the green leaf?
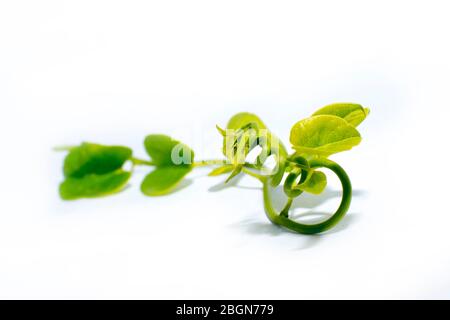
[290,115,362,157]
[226,112,267,130]
[141,135,195,197]
[223,112,286,160]
[60,142,132,200]
[295,171,327,194]
[225,165,243,183]
[208,165,234,176]
[141,166,192,196]
[63,143,132,178]
[216,125,226,137]
[221,112,265,163]
[219,112,289,185]
[144,134,194,166]
[59,170,131,200]
[312,103,370,127]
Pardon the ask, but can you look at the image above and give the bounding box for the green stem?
[53,145,76,152]
[131,157,154,166]
[193,159,227,167]
[262,158,352,235]
[280,198,293,218]
[242,167,266,182]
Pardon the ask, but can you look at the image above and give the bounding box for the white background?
[1,0,450,299]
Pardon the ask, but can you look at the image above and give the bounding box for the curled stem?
[262,158,352,234]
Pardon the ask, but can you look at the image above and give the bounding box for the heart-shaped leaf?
[290,115,361,157]
[141,166,192,196]
[60,143,132,200]
[142,134,194,196]
[63,143,132,178]
[312,103,370,127]
[59,170,131,200]
[144,134,194,166]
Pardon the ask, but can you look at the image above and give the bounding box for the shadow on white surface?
[207,175,245,192]
[171,179,193,194]
[233,213,360,250]
[207,173,367,249]
[228,185,366,250]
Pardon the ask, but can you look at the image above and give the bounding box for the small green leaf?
[295,170,327,194]
[59,170,131,200]
[312,103,370,127]
[290,115,362,157]
[222,112,287,169]
[225,166,243,183]
[218,112,289,187]
[141,166,192,196]
[141,135,195,197]
[63,143,132,178]
[216,125,226,136]
[144,134,194,166]
[208,165,234,177]
[226,112,267,130]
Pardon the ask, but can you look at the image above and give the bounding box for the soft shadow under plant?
[57,103,369,235]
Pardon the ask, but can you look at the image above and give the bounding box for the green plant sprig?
[57,103,369,235]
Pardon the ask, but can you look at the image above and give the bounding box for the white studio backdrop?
[1,0,450,299]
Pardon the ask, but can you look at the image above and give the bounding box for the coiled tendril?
[264,157,352,234]
[234,125,352,235]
